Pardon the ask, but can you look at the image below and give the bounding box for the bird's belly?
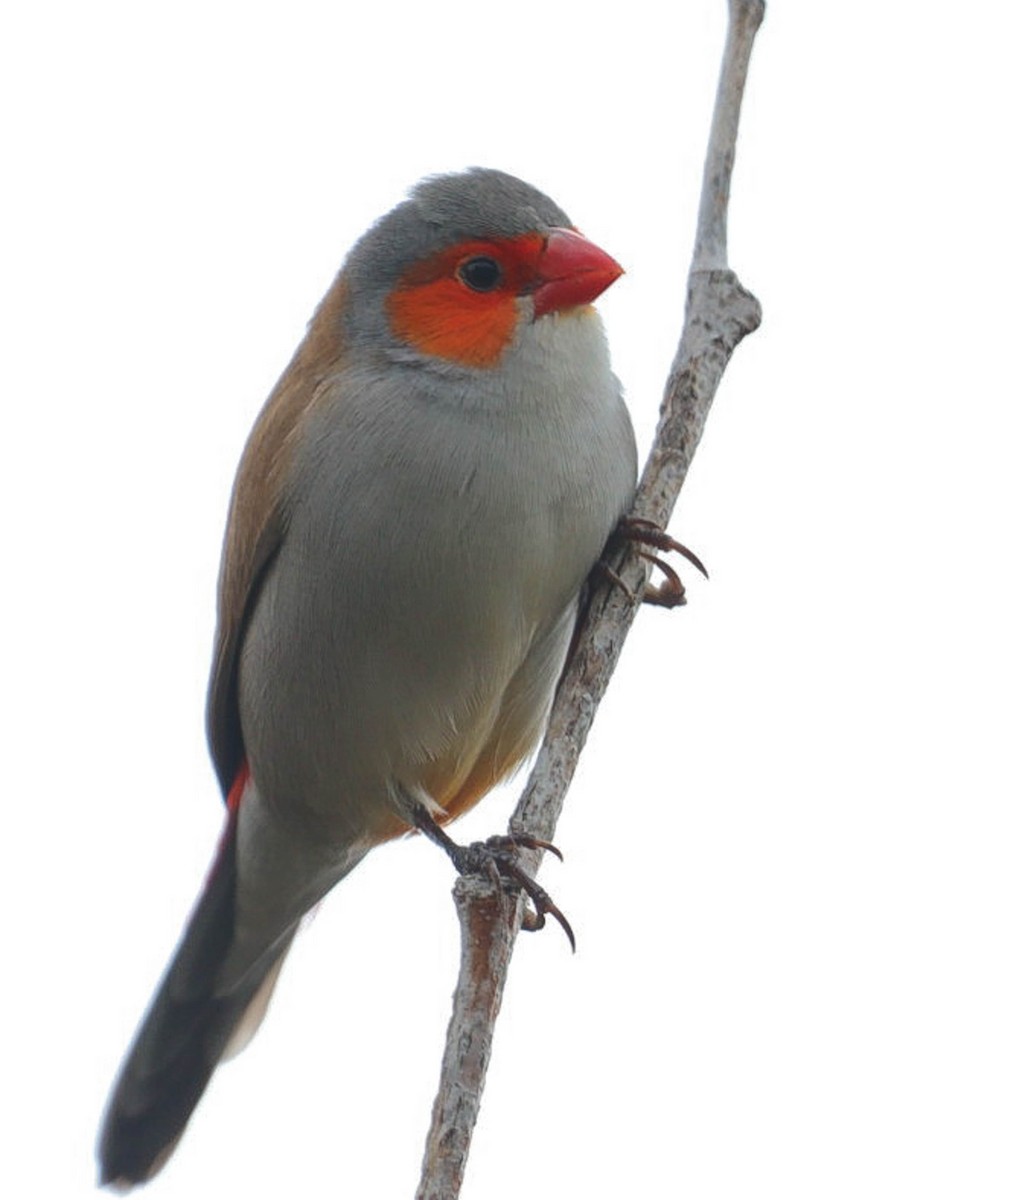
[237,508,581,845]
[237,366,632,846]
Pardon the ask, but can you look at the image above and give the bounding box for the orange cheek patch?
[386,232,544,368]
[387,279,519,368]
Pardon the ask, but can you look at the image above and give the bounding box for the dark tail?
[97,812,295,1188]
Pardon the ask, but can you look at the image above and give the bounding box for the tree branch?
[416,3,766,1196]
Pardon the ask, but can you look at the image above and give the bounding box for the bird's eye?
[457,256,503,292]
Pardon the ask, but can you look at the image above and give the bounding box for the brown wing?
[206,275,350,797]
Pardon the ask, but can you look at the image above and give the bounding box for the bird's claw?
[484,831,564,862]
[639,552,686,608]
[618,516,709,577]
[410,802,575,949]
[449,835,575,950]
[613,515,708,607]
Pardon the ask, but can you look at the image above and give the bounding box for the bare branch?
[416,877,521,1200]
[694,0,766,271]
[416,3,766,1196]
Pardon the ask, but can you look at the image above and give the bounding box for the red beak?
[532,228,624,319]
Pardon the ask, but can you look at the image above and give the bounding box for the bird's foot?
[613,515,709,608]
[412,808,575,950]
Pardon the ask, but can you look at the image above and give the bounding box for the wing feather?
[206,275,350,795]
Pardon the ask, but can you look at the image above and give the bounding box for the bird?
[97,167,638,1187]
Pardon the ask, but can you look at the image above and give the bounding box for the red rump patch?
[227,761,250,812]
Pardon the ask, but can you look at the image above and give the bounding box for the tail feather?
[98,812,295,1188]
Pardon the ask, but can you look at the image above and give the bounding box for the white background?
[3,2,1023,1197]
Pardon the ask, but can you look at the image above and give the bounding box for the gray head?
[340,169,575,359]
[351,169,572,280]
